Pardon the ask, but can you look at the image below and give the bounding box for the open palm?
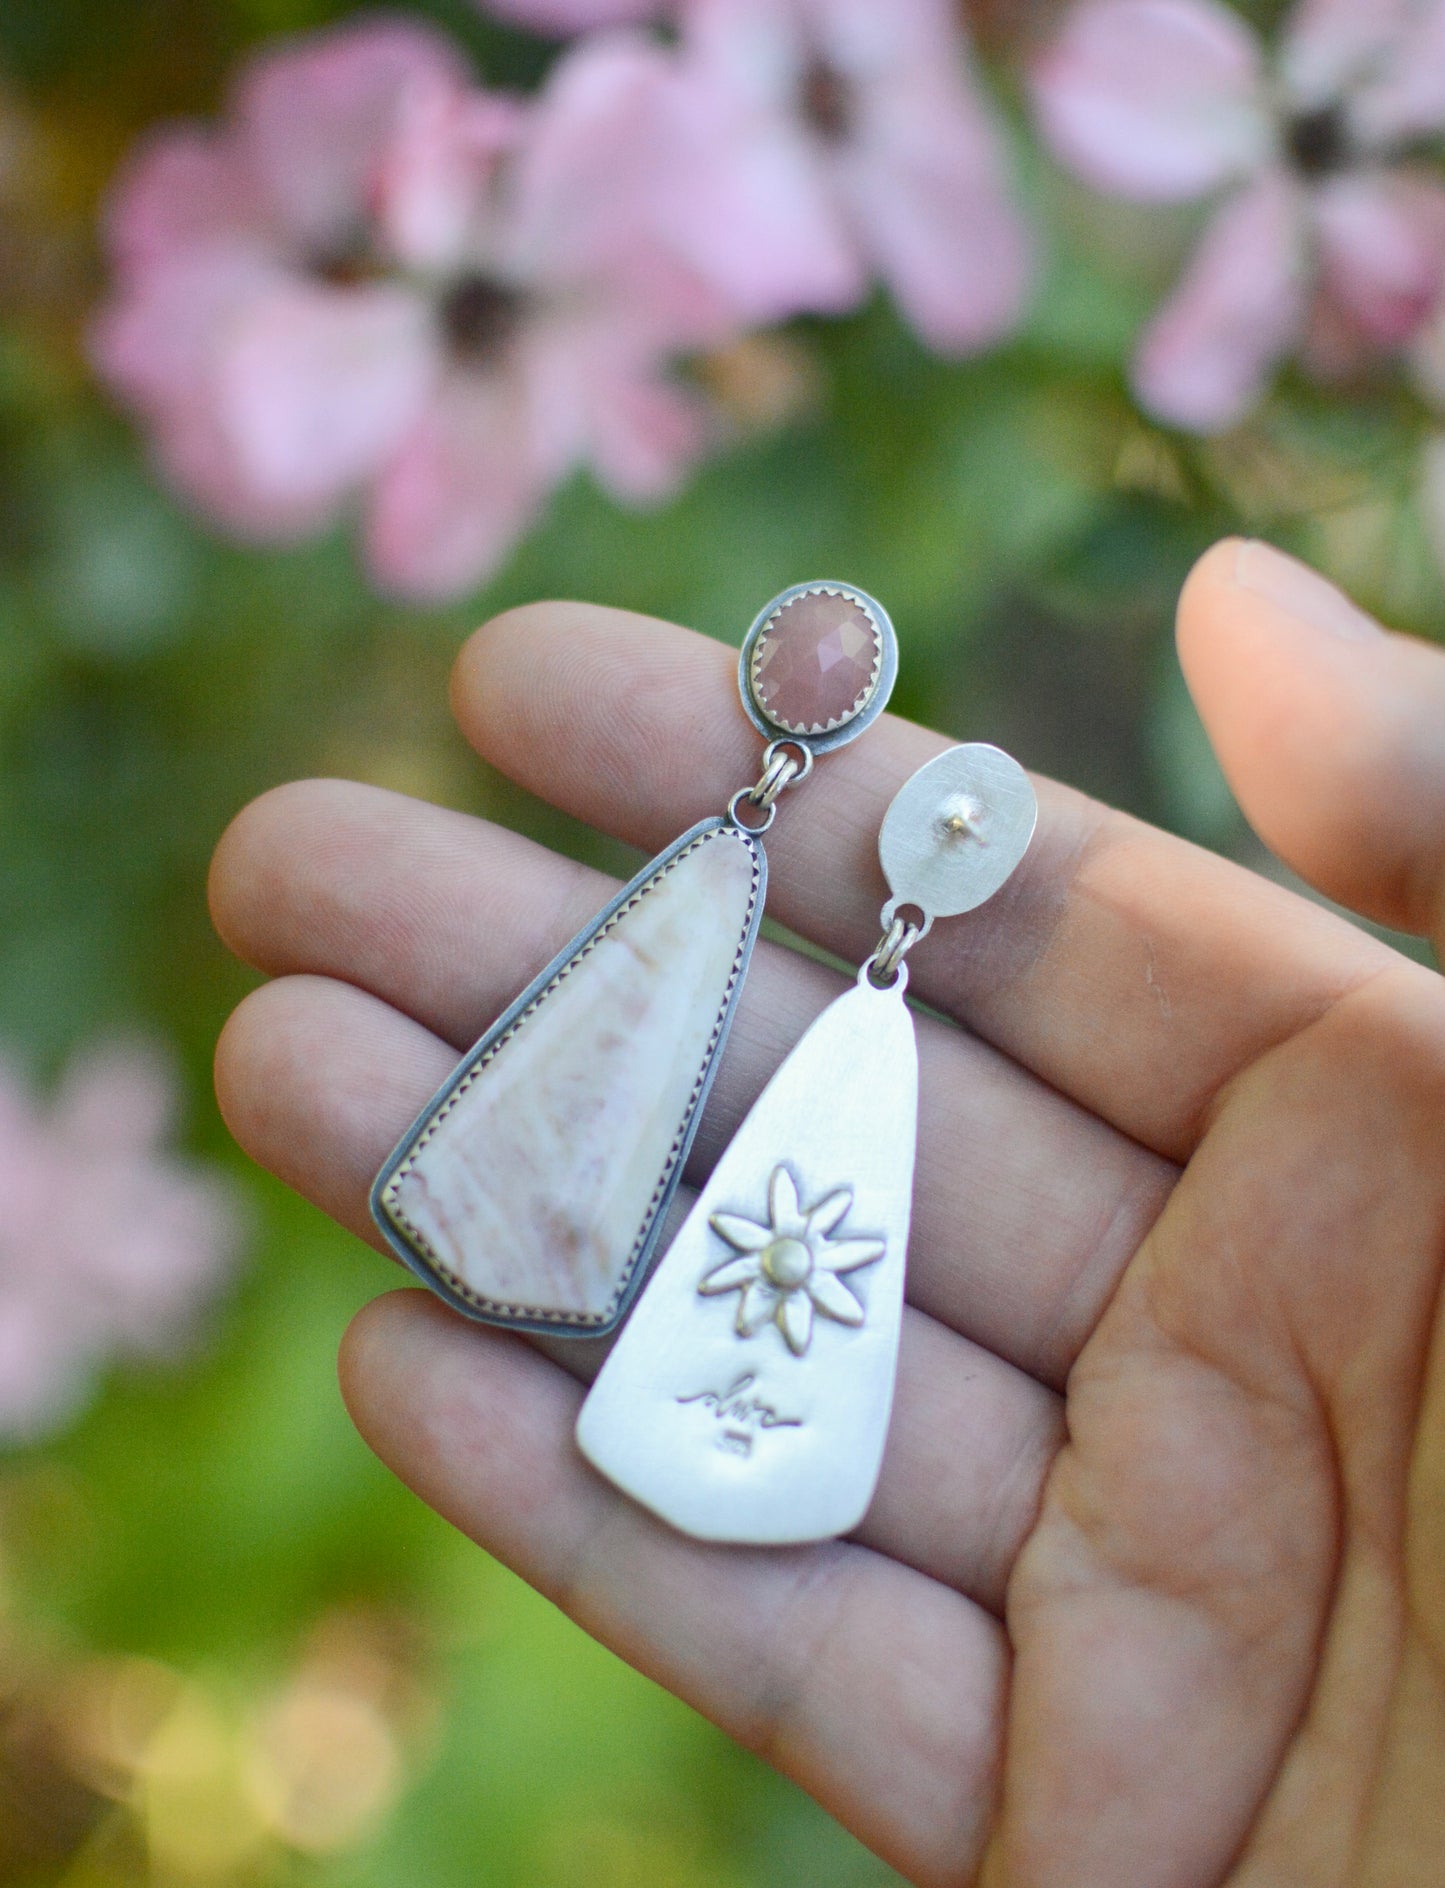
[209,540,1445,1887]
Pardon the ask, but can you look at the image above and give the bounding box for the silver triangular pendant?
[372,819,764,1336]
[576,981,918,1542]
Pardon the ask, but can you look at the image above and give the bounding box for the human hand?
[208,540,1445,1887]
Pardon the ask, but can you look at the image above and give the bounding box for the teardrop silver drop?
[576,980,918,1544]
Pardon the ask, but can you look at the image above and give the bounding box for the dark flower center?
[1286,101,1351,177]
[310,232,380,288]
[440,275,528,365]
[801,59,853,144]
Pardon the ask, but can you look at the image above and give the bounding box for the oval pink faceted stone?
[751,590,882,735]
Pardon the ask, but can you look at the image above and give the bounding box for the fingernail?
[1233,539,1383,642]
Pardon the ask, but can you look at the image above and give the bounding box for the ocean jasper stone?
[750,588,883,736]
[376,826,760,1329]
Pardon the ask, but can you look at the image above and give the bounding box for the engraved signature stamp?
[677,1372,802,1456]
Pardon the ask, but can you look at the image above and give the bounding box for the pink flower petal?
[213,282,437,508]
[90,247,282,413]
[519,284,717,502]
[1346,0,1445,145]
[0,1297,92,1442]
[0,1042,242,1444]
[502,28,773,336]
[1313,169,1445,346]
[653,0,865,321]
[1284,0,1445,145]
[653,83,864,321]
[99,125,268,276]
[76,1164,239,1348]
[666,0,1032,347]
[231,17,471,255]
[685,0,805,109]
[91,250,354,542]
[1280,0,1408,116]
[1032,0,1269,203]
[54,1041,174,1153]
[1133,170,1306,431]
[377,82,524,274]
[478,0,664,30]
[581,364,711,501]
[364,374,551,599]
[842,147,1033,353]
[150,401,344,541]
[505,32,689,283]
[838,53,1033,352]
[807,0,970,72]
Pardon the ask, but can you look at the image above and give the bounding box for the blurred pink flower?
[479,0,664,30]
[0,1043,242,1444]
[1032,0,1445,431]
[92,18,724,600]
[650,0,1034,350]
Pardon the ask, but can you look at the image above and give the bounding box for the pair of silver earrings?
[370,582,1036,1547]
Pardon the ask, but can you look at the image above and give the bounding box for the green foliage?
[0,2,1439,1882]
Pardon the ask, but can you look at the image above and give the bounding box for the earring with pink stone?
[370,583,898,1339]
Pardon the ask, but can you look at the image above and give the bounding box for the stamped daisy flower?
[701,1165,884,1357]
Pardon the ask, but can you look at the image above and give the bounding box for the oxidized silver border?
[369,817,767,1339]
[737,580,899,755]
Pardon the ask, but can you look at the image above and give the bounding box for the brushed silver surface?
[575,982,918,1544]
[878,743,1037,920]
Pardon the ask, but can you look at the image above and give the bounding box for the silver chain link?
[726,739,815,832]
[861,914,924,989]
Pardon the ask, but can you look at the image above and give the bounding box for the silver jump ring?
[858,951,910,995]
[761,738,814,787]
[861,914,924,989]
[727,786,777,832]
[751,748,798,811]
[727,739,815,832]
[874,915,920,979]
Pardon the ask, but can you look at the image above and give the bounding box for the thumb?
[1177,539,1445,956]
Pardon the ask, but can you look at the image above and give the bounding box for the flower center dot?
[441,275,528,365]
[801,60,853,143]
[1286,102,1350,177]
[309,230,380,288]
[761,1237,812,1290]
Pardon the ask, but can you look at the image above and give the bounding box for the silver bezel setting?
[738,580,898,755]
[370,817,766,1339]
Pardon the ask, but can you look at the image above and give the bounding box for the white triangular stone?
[377,825,760,1328]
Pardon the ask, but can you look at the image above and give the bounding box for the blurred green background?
[0,2,1440,1884]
